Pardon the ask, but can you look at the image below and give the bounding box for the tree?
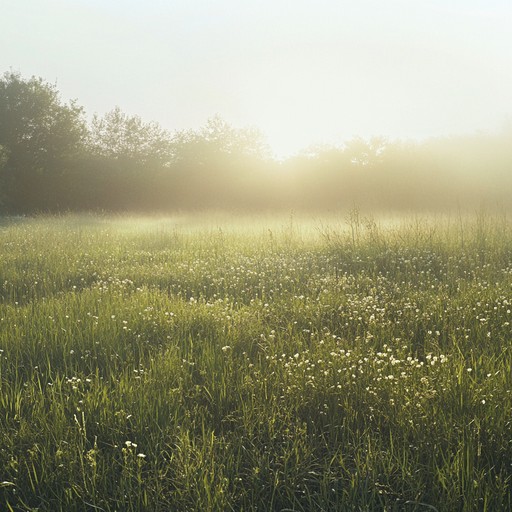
[343,137,387,167]
[88,106,173,166]
[83,107,175,211]
[171,115,270,165]
[168,116,271,209]
[0,72,87,212]
[0,144,8,210]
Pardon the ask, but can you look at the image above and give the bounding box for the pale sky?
[3,0,512,157]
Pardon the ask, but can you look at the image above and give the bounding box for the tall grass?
[0,213,511,511]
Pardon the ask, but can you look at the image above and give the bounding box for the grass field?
[1,212,512,511]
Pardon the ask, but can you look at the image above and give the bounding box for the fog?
[2,0,512,157]
[1,73,511,214]
[2,0,512,214]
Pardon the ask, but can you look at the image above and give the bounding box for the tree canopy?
[89,106,173,166]
[0,72,86,211]
[1,72,511,214]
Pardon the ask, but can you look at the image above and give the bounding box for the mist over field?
[3,1,511,215]
[1,212,512,510]
[2,1,512,510]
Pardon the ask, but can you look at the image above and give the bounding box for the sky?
[2,0,512,157]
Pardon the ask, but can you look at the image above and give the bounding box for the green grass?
[1,212,512,511]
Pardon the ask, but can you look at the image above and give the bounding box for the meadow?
[0,212,511,511]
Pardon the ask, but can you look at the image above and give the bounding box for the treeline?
[1,71,511,214]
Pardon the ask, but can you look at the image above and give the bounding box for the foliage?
[171,115,270,163]
[88,106,173,166]
[1,72,512,214]
[166,116,272,209]
[0,72,87,212]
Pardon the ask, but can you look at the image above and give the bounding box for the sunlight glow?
[2,0,512,156]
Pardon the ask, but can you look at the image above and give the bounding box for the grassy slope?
[0,213,511,511]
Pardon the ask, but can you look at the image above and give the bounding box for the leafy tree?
[88,106,172,166]
[343,136,387,167]
[82,107,175,211]
[0,72,87,212]
[168,116,271,208]
[0,145,7,166]
[171,115,269,164]
[0,144,8,210]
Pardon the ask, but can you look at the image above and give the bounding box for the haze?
[3,0,512,157]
